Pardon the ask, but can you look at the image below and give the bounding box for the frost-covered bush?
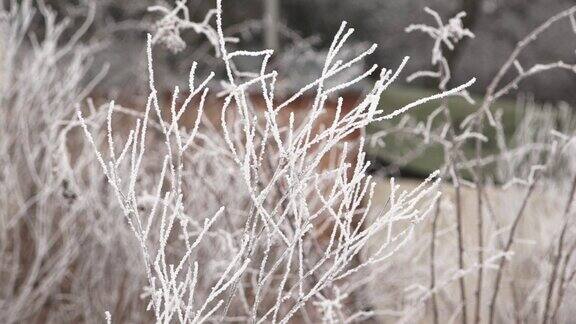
[73,0,479,322]
[369,6,576,324]
[5,1,576,323]
[0,0,469,322]
[0,1,153,322]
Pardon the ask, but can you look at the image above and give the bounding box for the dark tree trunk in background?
[264,0,280,51]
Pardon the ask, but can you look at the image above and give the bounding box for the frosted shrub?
[370,6,576,324]
[0,1,153,322]
[74,0,478,322]
[15,0,576,323]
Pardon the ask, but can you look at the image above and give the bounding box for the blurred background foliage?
[18,0,575,101]
[8,0,576,177]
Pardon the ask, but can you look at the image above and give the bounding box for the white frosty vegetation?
[75,0,476,322]
[9,1,576,323]
[369,5,576,324]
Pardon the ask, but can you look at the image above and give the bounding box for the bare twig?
[542,173,576,324]
[487,176,540,324]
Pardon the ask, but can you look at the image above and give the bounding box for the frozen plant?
[369,5,576,324]
[0,1,152,322]
[76,0,477,322]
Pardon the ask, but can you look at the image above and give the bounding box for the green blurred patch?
[366,86,521,177]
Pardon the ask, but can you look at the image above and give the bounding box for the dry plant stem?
[473,122,484,324]
[552,240,576,321]
[488,176,540,324]
[565,266,576,295]
[401,7,576,324]
[442,107,469,324]
[454,175,468,324]
[440,108,469,324]
[430,197,441,324]
[403,17,476,324]
[542,173,576,324]
[509,281,523,324]
[443,97,467,324]
[479,7,576,324]
[480,5,576,120]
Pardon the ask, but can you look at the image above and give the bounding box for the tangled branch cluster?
[74,1,478,322]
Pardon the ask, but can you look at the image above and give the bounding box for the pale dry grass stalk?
[542,173,576,324]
